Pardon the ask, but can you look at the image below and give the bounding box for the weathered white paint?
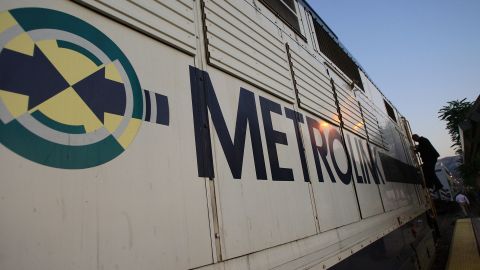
[76,0,197,54]
[0,0,430,269]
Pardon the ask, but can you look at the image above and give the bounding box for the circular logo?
[0,8,144,169]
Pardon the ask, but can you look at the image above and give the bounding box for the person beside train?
[455,192,470,217]
[412,134,444,192]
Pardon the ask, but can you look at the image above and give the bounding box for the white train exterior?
[0,0,434,269]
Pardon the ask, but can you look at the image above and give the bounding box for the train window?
[384,100,397,122]
[259,0,301,34]
[312,19,364,90]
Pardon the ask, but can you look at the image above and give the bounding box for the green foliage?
[438,98,473,155]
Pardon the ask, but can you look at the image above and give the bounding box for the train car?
[0,0,434,269]
[432,162,455,201]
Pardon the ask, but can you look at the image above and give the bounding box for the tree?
[458,155,480,188]
[438,98,473,155]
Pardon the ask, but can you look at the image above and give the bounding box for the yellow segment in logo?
[104,112,123,133]
[104,112,142,149]
[0,89,29,118]
[105,62,123,83]
[118,117,142,149]
[4,32,35,56]
[33,87,103,132]
[0,7,149,169]
[36,40,99,85]
[0,11,16,33]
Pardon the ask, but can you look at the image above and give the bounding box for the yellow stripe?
[447,219,480,270]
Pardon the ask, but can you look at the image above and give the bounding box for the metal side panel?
[370,145,401,212]
[328,213,431,270]
[413,184,423,206]
[195,205,426,270]
[391,128,410,164]
[205,67,317,260]
[376,112,408,161]
[380,118,401,156]
[416,185,426,206]
[400,183,416,207]
[300,111,361,232]
[76,0,197,54]
[288,43,340,125]
[203,0,294,102]
[343,129,384,219]
[365,76,390,119]
[296,4,313,47]
[355,90,386,148]
[0,1,212,269]
[406,183,421,205]
[389,183,416,210]
[305,9,320,54]
[373,154,415,210]
[416,232,435,270]
[329,70,367,138]
[398,130,416,166]
[380,182,413,212]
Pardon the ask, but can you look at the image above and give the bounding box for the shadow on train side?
[331,213,434,270]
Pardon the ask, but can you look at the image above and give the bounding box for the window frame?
[311,18,364,90]
[258,0,306,41]
[384,100,397,123]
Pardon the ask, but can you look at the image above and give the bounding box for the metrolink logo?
[0,8,168,169]
[0,8,385,185]
[189,67,386,185]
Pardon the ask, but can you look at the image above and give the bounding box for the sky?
[308,0,480,158]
